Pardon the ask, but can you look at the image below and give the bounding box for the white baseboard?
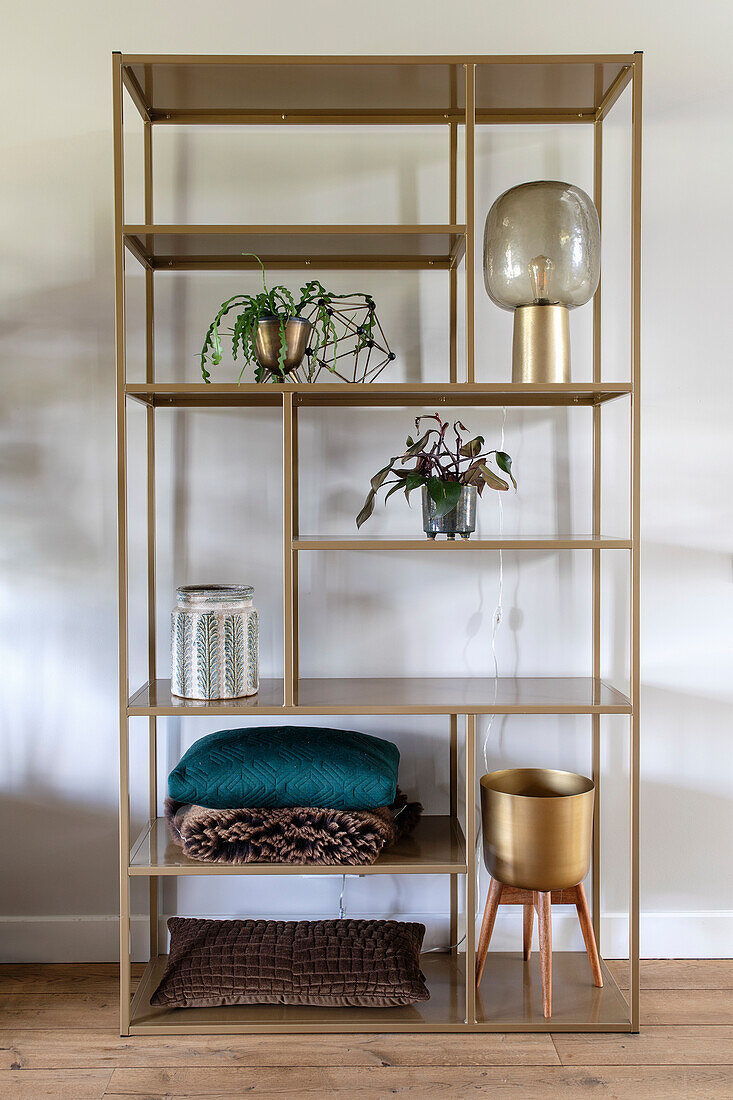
[0,916,153,963]
[2,911,732,963]
[485,910,733,960]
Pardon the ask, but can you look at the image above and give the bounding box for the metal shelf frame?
[113,52,642,1036]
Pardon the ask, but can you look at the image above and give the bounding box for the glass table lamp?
[483,181,600,383]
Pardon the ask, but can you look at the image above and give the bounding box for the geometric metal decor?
[259,294,395,384]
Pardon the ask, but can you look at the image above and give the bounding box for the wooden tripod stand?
[475,879,603,1018]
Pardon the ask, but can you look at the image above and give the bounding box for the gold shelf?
[293,535,632,551]
[123,224,465,270]
[476,953,630,1032]
[128,677,632,716]
[130,953,465,1034]
[129,815,466,877]
[126,382,632,408]
[129,678,285,714]
[128,951,629,1033]
[121,55,633,123]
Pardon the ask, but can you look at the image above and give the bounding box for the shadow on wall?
[639,683,733,912]
[2,792,118,918]
[3,113,728,958]
[3,685,732,959]
[300,402,581,681]
[160,129,429,384]
[0,131,121,949]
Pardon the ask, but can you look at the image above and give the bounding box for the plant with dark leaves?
[200,256,377,384]
[356,413,516,528]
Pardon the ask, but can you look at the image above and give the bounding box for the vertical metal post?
[143,117,159,961]
[286,400,294,686]
[449,713,458,953]
[463,63,477,1018]
[449,66,458,384]
[629,52,643,1034]
[283,392,298,704]
[113,51,131,1036]
[464,64,476,383]
[464,713,476,1023]
[591,112,603,949]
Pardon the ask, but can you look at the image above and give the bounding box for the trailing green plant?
[200,256,378,383]
[356,413,516,528]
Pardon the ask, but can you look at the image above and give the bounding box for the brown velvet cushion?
[151,917,429,1008]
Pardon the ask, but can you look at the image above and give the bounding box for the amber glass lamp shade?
[483,181,601,383]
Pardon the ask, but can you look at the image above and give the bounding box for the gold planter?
[254,315,312,375]
[480,768,594,892]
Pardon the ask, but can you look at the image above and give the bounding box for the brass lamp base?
[512,304,570,384]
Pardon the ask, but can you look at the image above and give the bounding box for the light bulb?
[528,255,555,305]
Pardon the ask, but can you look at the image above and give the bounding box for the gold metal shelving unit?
[114,52,642,1036]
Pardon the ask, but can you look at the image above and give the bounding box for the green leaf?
[427,477,462,518]
[427,476,445,506]
[459,435,484,458]
[270,286,297,320]
[479,464,509,492]
[232,310,256,365]
[371,459,397,491]
[462,463,483,485]
[275,315,288,377]
[403,431,431,459]
[356,489,377,529]
[496,451,517,489]
[200,292,253,382]
[439,480,461,516]
[242,253,268,294]
[404,472,425,503]
[383,481,404,503]
[295,279,329,312]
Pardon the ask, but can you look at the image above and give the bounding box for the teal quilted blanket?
[168,726,400,810]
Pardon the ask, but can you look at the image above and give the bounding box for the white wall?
[1,0,732,961]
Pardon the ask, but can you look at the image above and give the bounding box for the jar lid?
[176,584,253,606]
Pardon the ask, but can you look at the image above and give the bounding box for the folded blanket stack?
[166,726,422,867]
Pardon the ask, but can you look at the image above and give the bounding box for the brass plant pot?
[480,768,594,892]
[254,315,313,375]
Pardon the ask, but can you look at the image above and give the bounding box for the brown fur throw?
[165,789,422,867]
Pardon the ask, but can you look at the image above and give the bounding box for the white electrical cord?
[483,405,506,772]
[339,414,511,951]
[429,408,510,955]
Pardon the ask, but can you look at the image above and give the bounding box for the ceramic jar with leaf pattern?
[171,585,259,700]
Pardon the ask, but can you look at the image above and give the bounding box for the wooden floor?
[1,961,732,1098]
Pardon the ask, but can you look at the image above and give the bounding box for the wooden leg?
[523,903,534,961]
[575,881,603,988]
[475,877,503,987]
[536,890,552,1018]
